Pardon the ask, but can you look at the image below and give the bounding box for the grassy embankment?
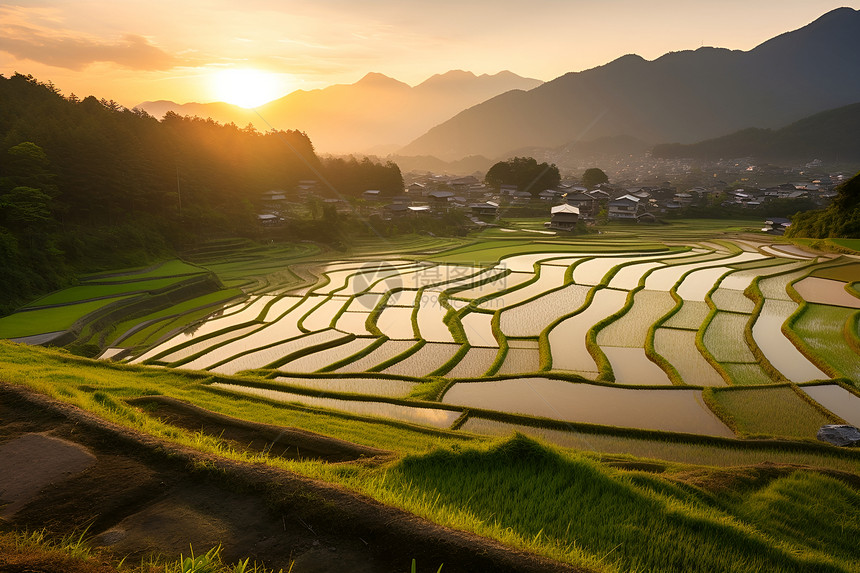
[2,341,860,573]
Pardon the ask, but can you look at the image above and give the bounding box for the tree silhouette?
[485,157,560,194]
[582,167,609,189]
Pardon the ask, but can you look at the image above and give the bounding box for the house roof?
[551,204,580,215]
[428,190,455,198]
[612,194,640,203]
[565,192,593,201]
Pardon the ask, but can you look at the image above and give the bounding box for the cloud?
[0,26,183,71]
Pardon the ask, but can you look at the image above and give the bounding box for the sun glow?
[209,69,290,108]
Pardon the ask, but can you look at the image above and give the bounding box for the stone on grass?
[817,424,860,447]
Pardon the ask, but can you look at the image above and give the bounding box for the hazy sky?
[1,0,858,107]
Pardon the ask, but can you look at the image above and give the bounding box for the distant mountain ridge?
[400,8,860,160]
[651,102,860,162]
[136,70,542,154]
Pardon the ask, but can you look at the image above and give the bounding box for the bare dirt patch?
[0,382,583,573]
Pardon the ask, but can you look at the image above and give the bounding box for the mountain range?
[137,70,542,154]
[651,101,860,162]
[400,7,860,160]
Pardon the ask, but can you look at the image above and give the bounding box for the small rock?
[98,529,126,544]
[817,425,860,447]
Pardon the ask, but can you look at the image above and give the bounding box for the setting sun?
[209,69,289,108]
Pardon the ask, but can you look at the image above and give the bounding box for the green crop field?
[706,386,835,438]
[0,296,136,338]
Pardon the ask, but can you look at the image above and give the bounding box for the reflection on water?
[271,375,417,397]
[794,277,860,309]
[442,377,733,436]
[548,288,628,372]
[802,384,860,426]
[751,300,829,382]
[653,328,726,387]
[211,382,460,428]
[279,337,377,373]
[601,347,673,385]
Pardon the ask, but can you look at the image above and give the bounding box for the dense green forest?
[0,73,404,314]
[787,170,860,238]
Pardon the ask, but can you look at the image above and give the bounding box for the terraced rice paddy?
[270,375,418,397]
[751,300,829,382]
[278,337,378,372]
[381,342,462,376]
[801,384,860,426]
[661,301,710,330]
[208,329,350,375]
[157,324,263,364]
[11,235,857,446]
[457,417,860,472]
[708,386,834,438]
[644,252,764,291]
[601,347,673,385]
[299,297,350,331]
[442,378,733,436]
[571,255,658,285]
[333,340,418,372]
[548,288,629,374]
[793,277,860,308]
[720,362,775,386]
[597,290,676,347]
[375,306,418,339]
[499,283,591,338]
[211,382,461,428]
[459,312,498,347]
[415,297,456,342]
[653,328,726,386]
[444,347,500,378]
[496,342,541,375]
[335,311,375,336]
[789,304,860,380]
[476,264,568,309]
[448,271,532,300]
[703,312,757,363]
[710,288,755,313]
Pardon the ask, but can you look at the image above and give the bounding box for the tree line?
[0,73,403,314]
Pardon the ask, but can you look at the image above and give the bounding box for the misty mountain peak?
[355,72,409,89]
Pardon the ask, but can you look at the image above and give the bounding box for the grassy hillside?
[2,341,859,572]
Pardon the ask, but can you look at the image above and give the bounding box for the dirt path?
[0,382,584,573]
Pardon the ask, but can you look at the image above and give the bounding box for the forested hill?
[0,74,400,314]
[787,171,860,239]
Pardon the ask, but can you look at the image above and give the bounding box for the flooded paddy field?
[442,377,733,436]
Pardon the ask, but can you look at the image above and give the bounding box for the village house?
[428,190,455,211]
[608,194,642,220]
[470,201,499,218]
[545,203,580,231]
[563,192,596,218]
